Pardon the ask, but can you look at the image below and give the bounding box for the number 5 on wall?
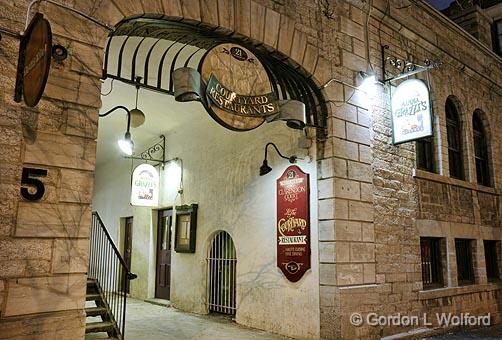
[20,167,47,201]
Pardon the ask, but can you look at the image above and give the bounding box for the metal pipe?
[25,0,113,31]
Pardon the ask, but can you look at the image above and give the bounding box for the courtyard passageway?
[85,298,288,340]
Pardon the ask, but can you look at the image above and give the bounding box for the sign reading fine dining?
[391,79,433,144]
[276,165,311,282]
[130,164,159,207]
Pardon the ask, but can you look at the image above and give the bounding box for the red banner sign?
[276,165,310,282]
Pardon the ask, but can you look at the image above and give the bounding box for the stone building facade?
[0,0,501,339]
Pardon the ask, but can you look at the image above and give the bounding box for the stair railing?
[88,211,137,338]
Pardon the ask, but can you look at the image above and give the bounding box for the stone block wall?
[0,0,100,338]
[317,1,502,339]
[0,0,501,339]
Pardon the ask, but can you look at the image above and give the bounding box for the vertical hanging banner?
[276,165,310,282]
[130,164,159,207]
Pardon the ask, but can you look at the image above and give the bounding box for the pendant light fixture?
[130,78,146,128]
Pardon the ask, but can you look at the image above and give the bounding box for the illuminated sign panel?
[391,79,433,144]
[131,164,159,207]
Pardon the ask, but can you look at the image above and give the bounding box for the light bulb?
[118,132,134,156]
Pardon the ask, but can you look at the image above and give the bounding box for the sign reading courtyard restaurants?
[391,79,433,144]
[276,165,310,282]
[201,43,279,131]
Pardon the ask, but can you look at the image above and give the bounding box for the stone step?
[85,321,115,334]
[85,306,107,317]
[86,293,102,301]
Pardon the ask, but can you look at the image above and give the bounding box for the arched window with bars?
[472,110,491,187]
[445,97,465,180]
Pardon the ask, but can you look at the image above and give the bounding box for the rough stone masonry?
[0,0,501,339]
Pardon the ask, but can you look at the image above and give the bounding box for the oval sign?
[130,164,159,207]
[19,13,52,108]
[200,43,278,131]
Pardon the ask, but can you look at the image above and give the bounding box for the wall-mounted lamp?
[99,77,146,156]
[259,142,297,176]
[266,100,306,130]
[99,105,134,156]
[357,71,378,96]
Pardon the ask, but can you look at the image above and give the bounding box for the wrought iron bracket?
[380,45,442,83]
[125,135,167,167]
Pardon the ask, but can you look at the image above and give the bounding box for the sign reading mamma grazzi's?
[130,164,159,207]
[391,79,433,144]
[276,165,310,282]
[201,43,279,131]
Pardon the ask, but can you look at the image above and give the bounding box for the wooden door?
[124,217,133,293]
[156,209,172,299]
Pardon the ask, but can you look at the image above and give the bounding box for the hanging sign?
[391,79,433,144]
[276,165,310,282]
[14,13,52,107]
[200,43,278,131]
[130,164,159,207]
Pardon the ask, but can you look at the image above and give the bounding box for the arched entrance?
[91,9,323,339]
[207,231,237,315]
[103,16,328,138]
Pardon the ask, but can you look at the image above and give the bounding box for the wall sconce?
[99,77,146,156]
[259,142,297,176]
[265,99,306,130]
[357,71,378,96]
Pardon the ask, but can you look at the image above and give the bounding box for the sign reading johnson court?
[391,79,433,144]
[276,165,310,282]
[201,43,279,131]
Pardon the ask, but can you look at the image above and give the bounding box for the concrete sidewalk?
[426,324,502,339]
[86,298,289,340]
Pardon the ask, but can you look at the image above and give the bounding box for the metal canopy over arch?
[103,16,327,136]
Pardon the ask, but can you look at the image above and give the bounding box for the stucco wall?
[92,88,320,339]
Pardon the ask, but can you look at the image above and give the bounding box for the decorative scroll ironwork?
[126,135,166,166]
[381,45,442,82]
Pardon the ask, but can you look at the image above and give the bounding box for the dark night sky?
[427,0,456,10]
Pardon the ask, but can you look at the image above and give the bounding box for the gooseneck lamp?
[99,105,134,156]
[259,142,297,176]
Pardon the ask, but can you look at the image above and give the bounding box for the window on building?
[492,19,502,56]
[455,239,475,285]
[473,111,490,186]
[420,237,443,289]
[416,137,435,172]
[446,98,464,180]
[484,240,500,282]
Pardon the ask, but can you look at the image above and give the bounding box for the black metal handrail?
[89,211,137,338]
